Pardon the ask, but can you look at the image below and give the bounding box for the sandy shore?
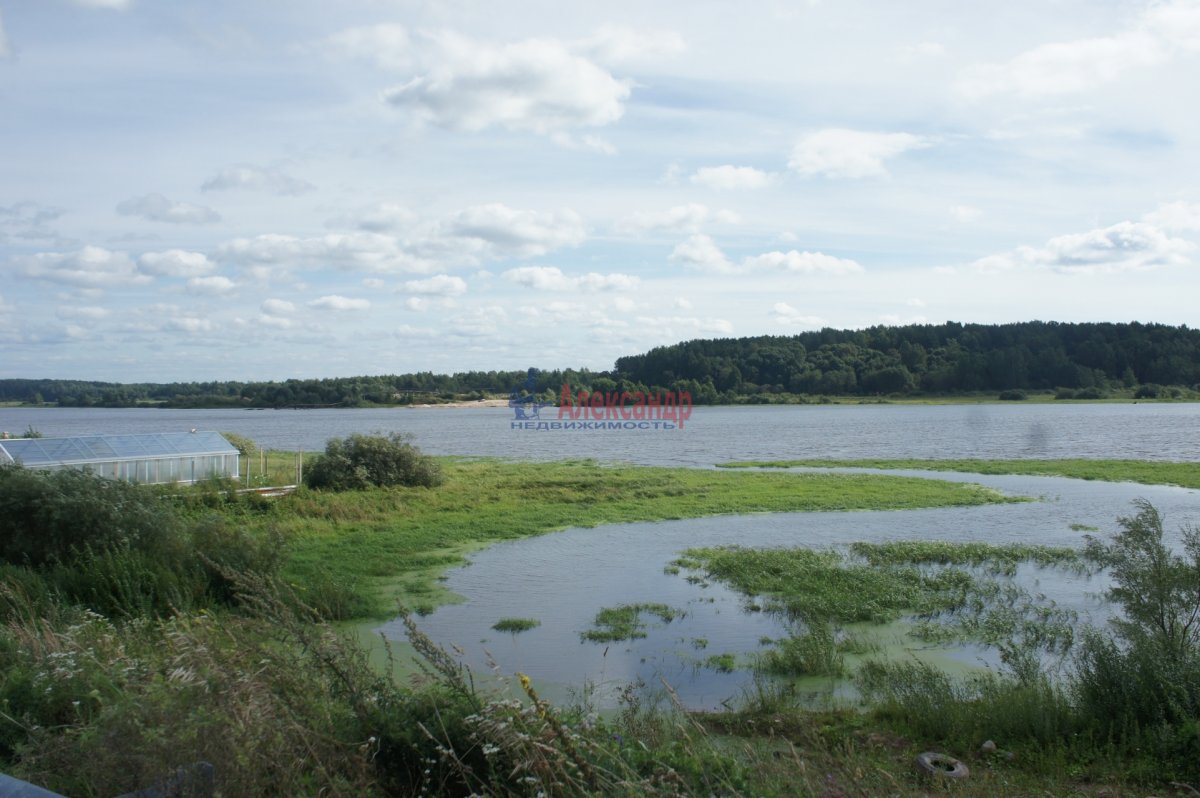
[408,398,513,409]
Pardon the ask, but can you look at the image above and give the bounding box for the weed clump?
[492,617,540,634]
[582,603,679,642]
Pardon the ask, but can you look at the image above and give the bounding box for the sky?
[1,0,1199,382]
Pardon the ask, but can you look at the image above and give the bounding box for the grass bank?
[257,458,1019,619]
[718,457,1200,489]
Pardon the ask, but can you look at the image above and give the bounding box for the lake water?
[4,403,1199,708]
[3,402,1198,465]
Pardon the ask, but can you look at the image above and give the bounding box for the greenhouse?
[0,431,240,485]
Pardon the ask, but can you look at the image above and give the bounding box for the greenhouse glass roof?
[0,431,237,467]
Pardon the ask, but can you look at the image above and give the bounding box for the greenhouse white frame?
[0,431,240,485]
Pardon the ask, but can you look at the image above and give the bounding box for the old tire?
[915,751,970,779]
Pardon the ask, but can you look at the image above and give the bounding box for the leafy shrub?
[1075,386,1106,399]
[1074,500,1200,755]
[1054,387,1077,399]
[0,464,182,567]
[998,389,1027,400]
[303,432,443,491]
[0,466,284,616]
[1134,383,1161,399]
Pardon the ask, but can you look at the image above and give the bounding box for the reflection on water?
[379,472,1199,710]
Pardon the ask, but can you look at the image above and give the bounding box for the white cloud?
[879,313,929,325]
[1144,201,1200,232]
[201,164,314,196]
[619,203,740,235]
[690,165,776,190]
[20,246,150,288]
[72,0,132,8]
[116,193,220,224]
[187,275,237,294]
[440,203,586,257]
[898,41,946,61]
[258,314,293,329]
[347,203,417,233]
[548,131,617,155]
[309,294,371,311]
[169,317,213,333]
[957,32,1163,98]
[669,234,736,274]
[56,305,110,322]
[382,31,631,136]
[974,220,1194,274]
[636,314,734,336]
[950,205,982,223]
[238,205,585,272]
[957,1,1200,99]
[261,298,295,315]
[771,302,826,327]
[324,23,413,70]
[447,304,509,338]
[0,202,65,240]
[137,249,214,277]
[744,250,864,274]
[393,323,438,338]
[404,297,427,311]
[402,274,468,296]
[503,265,639,291]
[789,129,930,178]
[220,232,432,274]
[578,25,686,64]
[1145,0,1200,51]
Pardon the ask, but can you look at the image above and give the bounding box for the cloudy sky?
[2,0,1199,381]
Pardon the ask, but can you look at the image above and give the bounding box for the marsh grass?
[582,603,679,642]
[676,541,1087,681]
[673,546,976,624]
[491,617,540,634]
[850,540,1084,576]
[703,652,738,672]
[718,457,1200,490]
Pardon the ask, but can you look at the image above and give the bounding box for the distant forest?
[2,321,1198,408]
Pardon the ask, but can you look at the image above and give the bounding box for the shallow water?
[379,471,1200,709]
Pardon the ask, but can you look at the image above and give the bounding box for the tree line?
[1,321,1198,408]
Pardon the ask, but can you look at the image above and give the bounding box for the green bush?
[303,433,443,491]
[998,389,1027,401]
[1074,500,1200,753]
[0,466,284,617]
[0,464,182,567]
